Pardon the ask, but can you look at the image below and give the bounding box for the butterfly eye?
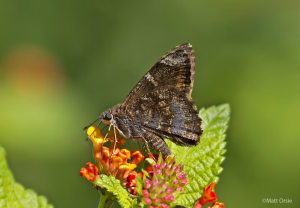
[100,110,112,121]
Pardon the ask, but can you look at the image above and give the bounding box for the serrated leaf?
[94,174,134,208]
[135,175,143,196]
[0,146,53,208]
[166,104,230,207]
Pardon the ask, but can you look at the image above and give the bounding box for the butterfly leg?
[141,137,156,162]
[136,140,144,156]
[109,125,118,163]
[103,123,112,141]
[137,140,142,151]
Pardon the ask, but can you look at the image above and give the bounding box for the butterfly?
[92,43,202,156]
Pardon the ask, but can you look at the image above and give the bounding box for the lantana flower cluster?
[140,156,187,208]
[80,126,144,192]
[80,126,225,208]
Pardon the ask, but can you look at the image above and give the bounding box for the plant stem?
[98,192,109,208]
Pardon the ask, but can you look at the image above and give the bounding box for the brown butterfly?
[91,43,202,156]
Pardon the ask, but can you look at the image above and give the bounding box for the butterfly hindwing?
[128,87,202,146]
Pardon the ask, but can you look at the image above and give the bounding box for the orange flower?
[119,149,131,161]
[107,130,125,148]
[83,126,145,193]
[200,182,217,204]
[131,150,145,164]
[116,163,137,181]
[194,182,217,208]
[212,202,225,208]
[127,171,138,195]
[80,162,98,182]
[126,171,143,195]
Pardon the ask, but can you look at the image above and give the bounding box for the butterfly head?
[99,109,112,123]
[99,104,121,125]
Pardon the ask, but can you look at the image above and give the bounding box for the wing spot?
[160,51,187,66]
[145,73,158,86]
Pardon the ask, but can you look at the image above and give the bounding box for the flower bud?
[142,189,149,196]
[140,155,186,207]
[144,178,151,189]
[144,197,152,204]
[180,178,187,185]
[160,203,168,208]
[177,172,185,179]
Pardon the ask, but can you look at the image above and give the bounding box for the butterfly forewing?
[113,43,202,155]
[122,43,195,106]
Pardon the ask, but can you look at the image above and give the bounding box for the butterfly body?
[99,43,202,156]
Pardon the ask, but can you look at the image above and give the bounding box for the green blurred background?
[0,0,299,207]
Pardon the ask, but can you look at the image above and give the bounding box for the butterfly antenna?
[84,119,102,141]
[101,124,108,131]
[96,119,102,129]
[83,117,100,132]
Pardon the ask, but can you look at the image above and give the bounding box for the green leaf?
[166,104,230,207]
[157,153,163,164]
[145,158,155,165]
[94,174,134,208]
[0,146,53,208]
[135,175,143,196]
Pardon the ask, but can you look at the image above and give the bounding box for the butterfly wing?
[127,87,202,146]
[117,43,202,148]
[122,43,195,106]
